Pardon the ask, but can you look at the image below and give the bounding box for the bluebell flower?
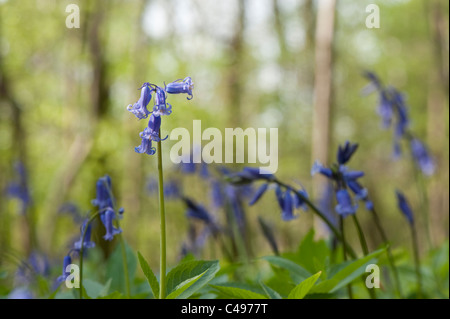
[225,185,246,229]
[57,254,72,283]
[153,86,172,116]
[74,219,96,250]
[410,138,435,176]
[127,82,153,120]
[337,141,359,165]
[166,77,194,100]
[183,197,215,225]
[395,190,414,225]
[293,188,309,211]
[164,180,181,199]
[92,175,123,241]
[101,208,122,241]
[311,161,333,178]
[16,251,50,285]
[249,183,269,206]
[274,185,284,210]
[5,162,31,215]
[377,90,394,128]
[281,189,297,221]
[91,175,114,211]
[135,114,167,155]
[210,180,225,208]
[335,189,358,217]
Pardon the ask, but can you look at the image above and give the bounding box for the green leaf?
[106,241,137,294]
[288,271,322,299]
[137,251,159,299]
[262,255,311,283]
[297,229,330,274]
[83,278,111,299]
[210,285,268,299]
[165,260,220,299]
[310,248,385,294]
[260,281,282,299]
[166,271,206,299]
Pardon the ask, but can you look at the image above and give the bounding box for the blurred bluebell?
[249,183,269,206]
[410,138,435,176]
[210,179,225,208]
[5,161,31,215]
[293,188,309,211]
[58,202,83,223]
[57,255,72,283]
[337,141,359,165]
[281,189,297,221]
[7,287,33,299]
[335,189,358,218]
[311,161,333,178]
[395,190,414,225]
[226,166,274,185]
[74,219,96,250]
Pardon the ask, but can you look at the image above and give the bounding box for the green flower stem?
[370,207,403,298]
[414,169,432,250]
[352,214,377,299]
[352,215,369,256]
[273,178,357,259]
[157,131,167,299]
[411,223,423,298]
[118,228,131,298]
[340,216,353,299]
[78,211,101,299]
[103,181,131,298]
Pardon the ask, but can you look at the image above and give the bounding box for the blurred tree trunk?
[43,1,110,253]
[226,0,246,129]
[425,0,449,245]
[311,0,336,238]
[0,7,37,256]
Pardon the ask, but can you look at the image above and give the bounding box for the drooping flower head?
[153,86,172,116]
[166,77,194,100]
[74,219,96,250]
[135,114,168,155]
[127,82,153,120]
[101,208,122,241]
[57,254,72,283]
[312,141,372,216]
[395,190,414,225]
[91,175,123,241]
[335,189,358,218]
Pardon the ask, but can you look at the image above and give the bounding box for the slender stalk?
[370,207,403,298]
[157,132,167,299]
[352,214,377,299]
[78,211,100,299]
[414,169,432,250]
[118,229,131,298]
[273,178,357,259]
[352,215,369,256]
[103,181,131,298]
[340,216,353,299]
[411,223,423,298]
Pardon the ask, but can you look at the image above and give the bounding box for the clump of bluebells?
[57,175,124,283]
[362,71,435,176]
[311,141,373,218]
[127,77,194,155]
